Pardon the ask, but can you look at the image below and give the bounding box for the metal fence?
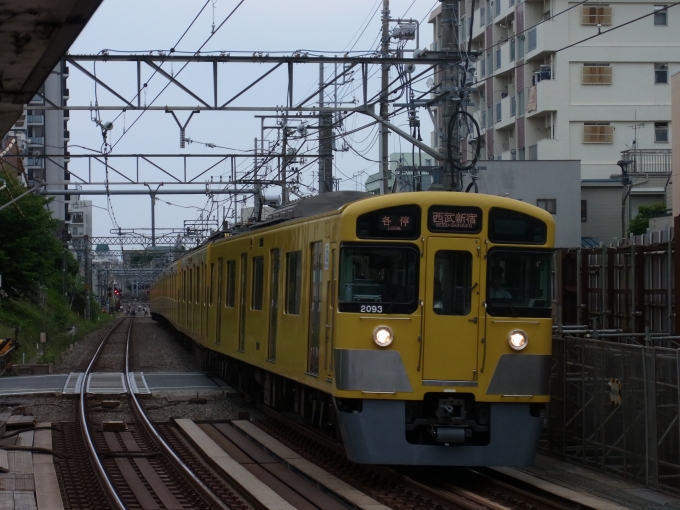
[621,148,672,174]
[546,225,680,492]
[543,335,680,493]
[555,227,675,335]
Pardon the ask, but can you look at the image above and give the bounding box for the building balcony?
[527,138,562,160]
[499,148,518,160]
[472,109,487,133]
[62,88,70,99]
[27,136,44,145]
[621,149,671,174]
[524,21,561,61]
[28,94,44,105]
[496,0,514,21]
[471,7,486,40]
[495,95,515,130]
[27,115,44,125]
[26,158,43,168]
[495,40,515,76]
[64,130,70,141]
[526,78,558,118]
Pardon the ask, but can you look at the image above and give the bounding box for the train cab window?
[226,260,236,307]
[433,251,472,315]
[486,249,553,318]
[285,251,302,315]
[252,256,264,310]
[338,244,419,314]
[488,208,547,244]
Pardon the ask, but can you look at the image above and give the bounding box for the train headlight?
[508,329,528,351]
[373,326,394,347]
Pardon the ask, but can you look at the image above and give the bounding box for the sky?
[65,0,439,241]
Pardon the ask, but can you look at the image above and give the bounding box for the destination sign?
[356,205,421,239]
[428,205,482,233]
[376,214,416,232]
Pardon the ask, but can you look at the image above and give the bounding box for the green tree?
[628,201,667,235]
[0,172,67,298]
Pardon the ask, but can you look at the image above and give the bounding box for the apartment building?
[5,60,70,229]
[455,0,678,179]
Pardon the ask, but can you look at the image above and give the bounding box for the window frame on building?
[655,63,669,84]
[655,122,669,143]
[581,5,612,25]
[654,5,668,26]
[582,63,612,85]
[537,199,557,214]
[583,122,614,144]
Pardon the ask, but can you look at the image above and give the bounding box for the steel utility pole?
[318,64,334,194]
[380,0,391,195]
[281,123,290,205]
[438,0,461,190]
[84,235,90,320]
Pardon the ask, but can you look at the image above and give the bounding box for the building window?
[486,53,492,77]
[655,63,668,84]
[496,49,501,69]
[460,16,467,42]
[518,36,524,59]
[511,96,516,117]
[537,199,557,214]
[510,39,515,61]
[655,122,669,142]
[527,28,537,52]
[285,251,302,315]
[518,90,525,117]
[487,105,493,125]
[496,102,502,123]
[581,5,612,25]
[481,109,487,129]
[583,122,614,143]
[654,5,668,25]
[582,64,612,85]
[581,200,587,222]
[480,6,485,26]
[480,58,485,77]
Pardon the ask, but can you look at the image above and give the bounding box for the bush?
[628,202,667,236]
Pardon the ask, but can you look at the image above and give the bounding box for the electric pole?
[281,122,289,205]
[380,0,391,195]
[318,64,334,194]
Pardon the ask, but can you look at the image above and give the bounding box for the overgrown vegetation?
[0,171,111,365]
[628,202,668,236]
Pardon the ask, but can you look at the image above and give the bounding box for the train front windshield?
[486,249,552,318]
[338,244,419,314]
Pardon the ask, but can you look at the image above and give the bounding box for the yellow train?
[150,190,554,465]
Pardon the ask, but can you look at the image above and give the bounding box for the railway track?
[252,404,581,510]
[49,315,581,509]
[74,317,241,510]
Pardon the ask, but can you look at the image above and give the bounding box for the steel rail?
[78,318,127,510]
[124,321,231,510]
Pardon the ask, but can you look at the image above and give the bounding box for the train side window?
[433,251,472,316]
[252,256,264,310]
[183,270,186,302]
[188,268,193,302]
[209,263,214,306]
[196,266,201,304]
[285,251,302,315]
[226,260,236,307]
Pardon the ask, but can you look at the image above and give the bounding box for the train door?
[324,243,336,372]
[215,258,223,345]
[422,237,481,382]
[238,253,247,351]
[268,248,280,361]
[307,242,322,375]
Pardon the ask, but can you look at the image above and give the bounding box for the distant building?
[365,153,438,194]
[453,0,678,180]
[69,199,93,238]
[3,60,70,231]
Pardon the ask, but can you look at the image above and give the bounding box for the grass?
[0,288,114,366]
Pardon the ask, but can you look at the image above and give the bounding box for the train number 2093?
[360,305,383,313]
